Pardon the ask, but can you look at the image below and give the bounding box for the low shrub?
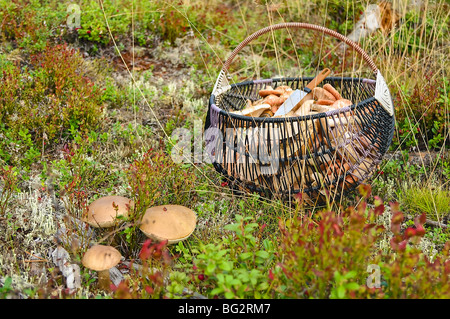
[120,148,198,256]
[271,185,450,298]
[393,73,449,151]
[0,43,105,166]
[112,239,175,299]
[105,184,450,299]
[126,147,198,215]
[0,0,66,52]
[190,214,275,299]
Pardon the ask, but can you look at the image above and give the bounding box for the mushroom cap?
[81,245,122,271]
[331,99,353,109]
[139,205,197,245]
[85,195,134,228]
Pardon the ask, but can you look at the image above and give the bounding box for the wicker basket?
[204,23,395,203]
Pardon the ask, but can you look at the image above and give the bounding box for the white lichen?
[28,190,56,237]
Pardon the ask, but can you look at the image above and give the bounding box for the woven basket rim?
[210,98,377,123]
[210,76,377,122]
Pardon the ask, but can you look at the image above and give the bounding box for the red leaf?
[391,222,401,235]
[391,211,404,225]
[373,196,383,208]
[415,224,426,237]
[145,286,154,295]
[268,269,274,281]
[374,201,385,216]
[294,192,303,202]
[333,223,343,236]
[139,239,154,260]
[404,227,416,238]
[445,260,450,274]
[415,213,427,226]
[389,202,401,214]
[398,240,407,251]
[358,183,372,198]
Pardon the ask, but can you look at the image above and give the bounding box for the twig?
[24,250,49,262]
[425,219,448,229]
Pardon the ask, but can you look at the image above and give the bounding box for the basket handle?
[213,22,378,94]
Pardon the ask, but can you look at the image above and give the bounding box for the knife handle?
[305,68,331,90]
[289,68,331,114]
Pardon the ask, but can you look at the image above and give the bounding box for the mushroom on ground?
[84,195,134,228]
[139,205,197,245]
[81,245,122,291]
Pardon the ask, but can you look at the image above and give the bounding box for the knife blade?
[274,68,331,117]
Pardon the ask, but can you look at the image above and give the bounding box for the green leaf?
[224,223,240,232]
[244,223,258,232]
[196,253,207,259]
[216,273,225,282]
[219,261,233,271]
[216,249,228,258]
[3,277,12,289]
[257,282,269,291]
[239,252,253,260]
[346,282,359,291]
[333,271,342,282]
[255,251,269,259]
[230,279,241,286]
[337,285,346,299]
[206,262,216,275]
[210,287,224,296]
[263,238,275,251]
[225,291,235,299]
[344,270,357,279]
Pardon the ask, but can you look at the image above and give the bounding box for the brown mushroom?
[231,103,272,117]
[81,245,122,291]
[264,94,285,108]
[258,86,279,97]
[316,99,335,106]
[276,85,294,94]
[293,99,314,117]
[323,83,342,100]
[259,85,292,97]
[84,195,134,228]
[312,87,336,102]
[140,205,197,245]
[311,103,334,113]
[331,99,353,109]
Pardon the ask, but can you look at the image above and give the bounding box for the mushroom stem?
[97,269,112,291]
